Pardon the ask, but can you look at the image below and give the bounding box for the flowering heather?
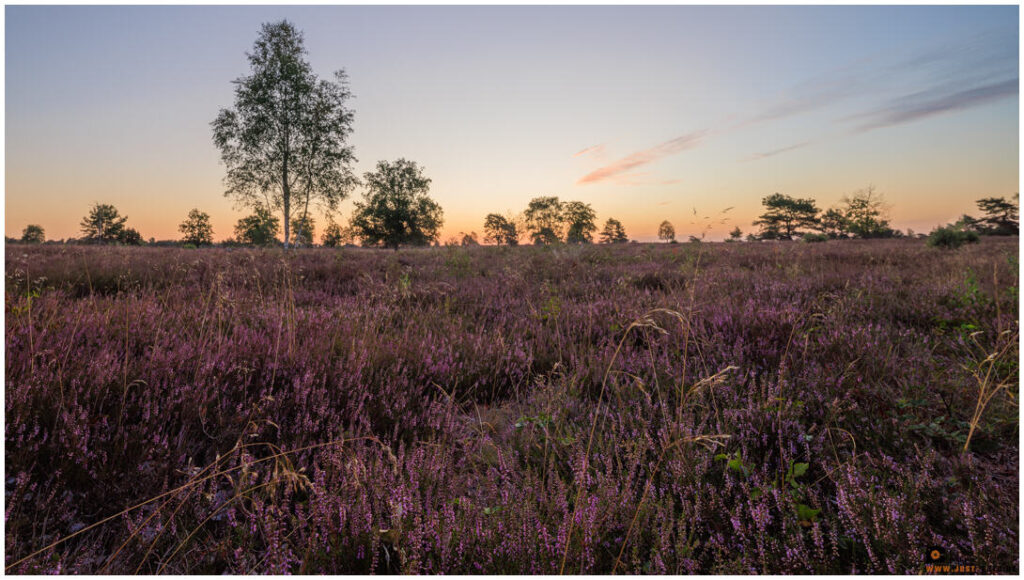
[5,239,1019,574]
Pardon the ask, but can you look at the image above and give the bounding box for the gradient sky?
[5,5,1020,242]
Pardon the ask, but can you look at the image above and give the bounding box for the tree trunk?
[282,151,291,249]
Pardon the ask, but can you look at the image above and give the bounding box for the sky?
[5,5,1020,242]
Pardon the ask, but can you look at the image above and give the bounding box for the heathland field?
[4,239,1019,573]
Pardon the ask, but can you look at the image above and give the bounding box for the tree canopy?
[483,213,519,246]
[212,20,357,248]
[975,195,1019,235]
[179,209,214,246]
[523,196,565,245]
[599,218,628,243]
[563,201,597,244]
[321,219,352,247]
[349,159,444,250]
[80,203,141,245]
[841,186,895,238]
[234,205,280,246]
[752,193,820,240]
[657,220,675,243]
[21,225,45,244]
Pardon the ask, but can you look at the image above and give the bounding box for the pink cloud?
[572,144,605,158]
[577,131,707,185]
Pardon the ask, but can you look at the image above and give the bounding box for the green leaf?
[714,453,729,462]
[796,504,820,522]
[792,462,809,478]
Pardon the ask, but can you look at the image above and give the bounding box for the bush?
[926,225,980,249]
[802,232,828,243]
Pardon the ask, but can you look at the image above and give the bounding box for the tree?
[81,203,129,243]
[212,20,357,249]
[234,205,280,246]
[460,231,480,246]
[290,214,315,246]
[564,201,597,244]
[657,220,676,243]
[349,159,443,250]
[119,228,144,246]
[178,209,214,246]
[599,218,628,243]
[321,219,352,247]
[728,227,743,242]
[522,196,564,245]
[483,213,519,246]
[841,186,894,238]
[975,196,1019,235]
[20,225,45,244]
[817,208,849,239]
[752,193,820,240]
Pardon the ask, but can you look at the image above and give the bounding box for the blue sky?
[5,5,1019,241]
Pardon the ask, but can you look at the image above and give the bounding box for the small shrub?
[802,233,828,243]
[927,225,980,249]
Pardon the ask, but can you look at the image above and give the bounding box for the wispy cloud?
[738,29,1017,131]
[572,144,605,158]
[741,141,811,162]
[576,131,707,185]
[742,77,861,127]
[850,78,1018,132]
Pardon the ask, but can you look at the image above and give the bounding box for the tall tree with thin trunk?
[212,20,356,248]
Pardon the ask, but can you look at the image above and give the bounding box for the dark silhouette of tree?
[460,231,479,246]
[119,228,143,246]
[523,196,565,245]
[599,218,628,243]
[290,214,315,246]
[20,225,45,244]
[212,20,356,249]
[975,195,1019,235]
[178,209,214,246]
[81,203,132,244]
[842,186,895,238]
[349,159,443,250]
[564,201,597,243]
[657,220,676,243]
[321,219,351,247]
[483,213,519,246]
[817,208,848,239]
[728,226,743,241]
[752,193,820,240]
[234,205,280,246]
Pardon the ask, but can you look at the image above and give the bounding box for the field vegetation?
[5,238,1018,573]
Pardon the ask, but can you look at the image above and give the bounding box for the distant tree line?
[747,186,900,241]
[480,196,632,246]
[9,190,1016,250]
[742,187,1018,248]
